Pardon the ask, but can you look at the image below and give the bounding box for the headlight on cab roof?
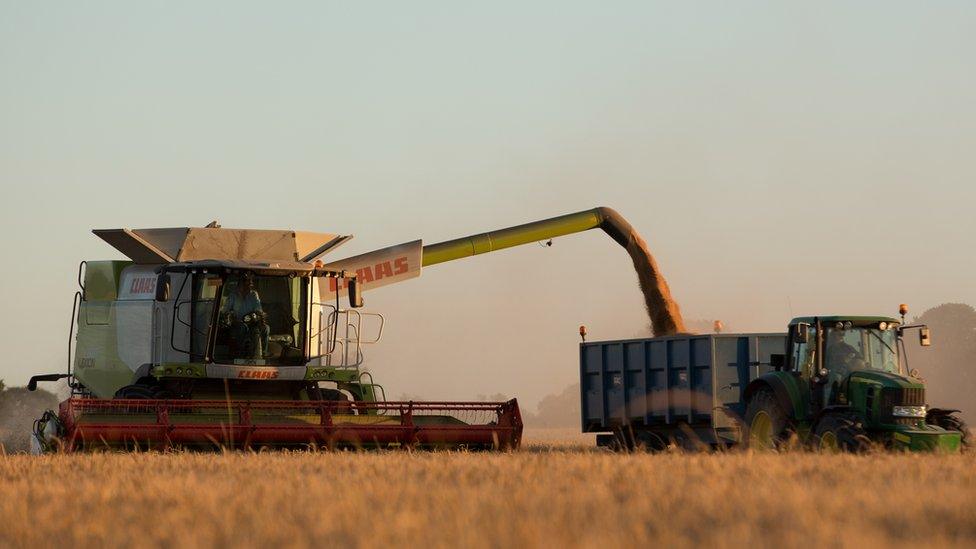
[892,405,927,418]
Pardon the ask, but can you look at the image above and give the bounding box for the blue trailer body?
[580,333,787,446]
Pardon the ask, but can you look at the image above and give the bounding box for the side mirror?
[155,273,171,302]
[793,323,809,344]
[347,277,364,308]
[28,373,70,391]
[919,326,931,347]
[769,354,786,371]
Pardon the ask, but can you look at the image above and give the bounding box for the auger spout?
[422,207,686,336]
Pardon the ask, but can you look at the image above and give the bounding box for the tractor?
[744,312,968,451]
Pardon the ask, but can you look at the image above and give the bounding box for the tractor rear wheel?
[743,388,790,450]
[814,414,871,453]
[927,409,970,449]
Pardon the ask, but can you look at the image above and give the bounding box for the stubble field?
[0,430,973,548]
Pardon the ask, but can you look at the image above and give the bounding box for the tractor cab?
[785,316,918,406]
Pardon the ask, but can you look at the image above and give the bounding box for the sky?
[1,2,974,408]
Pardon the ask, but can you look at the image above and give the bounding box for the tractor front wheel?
[814,414,871,453]
[743,388,790,450]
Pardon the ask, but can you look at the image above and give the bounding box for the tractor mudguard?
[743,372,808,421]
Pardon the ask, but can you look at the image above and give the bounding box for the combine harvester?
[30,208,685,452]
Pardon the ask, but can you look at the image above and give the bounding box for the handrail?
[67,291,82,378]
[311,308,385,368]
[359,371,387,403]
[77,261,87,299]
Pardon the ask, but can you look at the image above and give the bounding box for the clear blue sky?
[1,2,974,407]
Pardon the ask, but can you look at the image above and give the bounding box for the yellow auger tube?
[421,207,686,336]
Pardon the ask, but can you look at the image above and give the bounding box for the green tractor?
[744,314,967,452]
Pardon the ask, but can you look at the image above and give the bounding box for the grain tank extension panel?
[94,227,352,263]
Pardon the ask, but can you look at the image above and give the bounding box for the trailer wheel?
[610,426,636,452]
[814,414,870,453]
[637,430,671,452]
[926,409,970,449]
[743,388,789,450]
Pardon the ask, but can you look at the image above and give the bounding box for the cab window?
[792,324,817,376]
[212,274,308,365]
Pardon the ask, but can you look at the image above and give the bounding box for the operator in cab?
[824,328,864,402]
[220,272,270,359]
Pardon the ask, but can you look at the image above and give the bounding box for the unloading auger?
[29,207,683,452]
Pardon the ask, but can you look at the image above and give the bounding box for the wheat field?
[0,430,973,548]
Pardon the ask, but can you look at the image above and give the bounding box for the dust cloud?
[903,303,976,423]
[0,384,59,453]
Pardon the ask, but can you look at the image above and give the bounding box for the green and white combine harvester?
[30,208,661,452]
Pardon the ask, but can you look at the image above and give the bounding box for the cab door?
[788,323,818,418]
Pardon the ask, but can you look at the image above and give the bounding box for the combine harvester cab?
[31,226,522,451]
